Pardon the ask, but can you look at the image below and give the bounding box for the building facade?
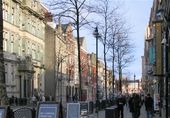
[3,0,46,99]
[143,0,170,117]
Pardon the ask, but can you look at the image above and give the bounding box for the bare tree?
[0,0,8,105]
[94,0,119,100]
[107,15,125,94]
[46,0,94,100]
[114,30,134,92]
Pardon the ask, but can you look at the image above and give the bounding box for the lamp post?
[134,74,136,92]
[93,27,100,118]
[162,32,168,118]
[60,59,63,104]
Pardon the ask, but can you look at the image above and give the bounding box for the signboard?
[154,94,160,112]
[37,102,59,118]
[0,108,5,118]
[67,103,80,118]
[80,102,88,116]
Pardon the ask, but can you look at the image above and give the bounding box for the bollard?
[32,108,36,118]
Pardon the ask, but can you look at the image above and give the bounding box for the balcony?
[18,57,34,73]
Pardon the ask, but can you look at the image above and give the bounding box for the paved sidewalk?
[87,105,160,118]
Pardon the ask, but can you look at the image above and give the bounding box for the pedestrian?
[145,93,154,118]
[42,95,45,102]
[129,93,141,118]
[141,94,144,106]
[49,95,52,101]
[32,95,37,106]
[116,94,126,118]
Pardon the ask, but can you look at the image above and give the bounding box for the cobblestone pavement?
[87,105,161,118]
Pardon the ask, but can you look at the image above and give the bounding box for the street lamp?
[134,74,136,92]
[161,32,169,118]
[93,26,101,118]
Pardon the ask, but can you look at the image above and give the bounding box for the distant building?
[122,80,141,94]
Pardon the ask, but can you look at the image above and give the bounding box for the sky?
[81,0,153,80]
[43,0,153,80]
[118,0,153,80]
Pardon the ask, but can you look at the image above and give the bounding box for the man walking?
[116,94,126,118]
[145,93,154,118]
[129,93,141,118]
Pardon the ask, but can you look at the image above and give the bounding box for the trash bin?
[105,106,118,118]
[88,101,94,114]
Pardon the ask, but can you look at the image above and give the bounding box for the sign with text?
[80,102,88,116]
[0,108,5,118]
[67,103,80,118]
[37,102,59,118]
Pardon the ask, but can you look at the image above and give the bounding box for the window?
[3,31,8,51]
[32,43,36,59]
[11,34,14,53]
[32,21,36,35]
[6,4,9,21]
[19,13,22,28]
[5,63,8,84]
[27,18,30,31]
[31,1,36,8]
[2,2,5,19]
[3,3,8,20]
[27,41,30,55]
[18,39,21,56]
[37,46,40,60]
[11,7,15,24]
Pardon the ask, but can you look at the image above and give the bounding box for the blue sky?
[82,0,153,80]
[120,0,153,79]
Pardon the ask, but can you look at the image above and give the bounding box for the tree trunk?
[76,10,82,101]
[119,67,122,92]
[112,49,115,94]
[104,44,107,100]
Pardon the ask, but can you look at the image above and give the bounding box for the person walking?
[141,94,145,106]
[116,94,126,118]
[145,93,154,118]
[32,95,37,106]
[129,93,141,118]
[42,95,45,102]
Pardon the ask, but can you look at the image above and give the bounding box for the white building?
[3,0,46,98]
